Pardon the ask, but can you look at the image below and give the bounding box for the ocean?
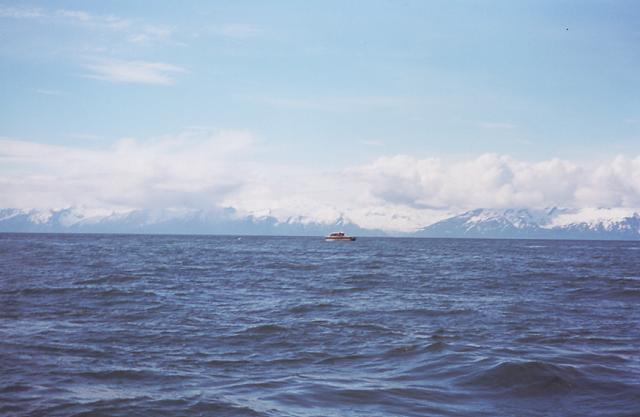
[1,233,639,417]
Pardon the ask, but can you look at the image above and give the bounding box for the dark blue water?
[1,234,639,417]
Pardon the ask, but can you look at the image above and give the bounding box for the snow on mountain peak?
[547,207,639,229]
[28,209,54,224]
[417,207,640,239]
[463,207,553,229]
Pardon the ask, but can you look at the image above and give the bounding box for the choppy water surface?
[1,234,639,417]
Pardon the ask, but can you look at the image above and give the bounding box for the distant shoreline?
[2,231,640,242]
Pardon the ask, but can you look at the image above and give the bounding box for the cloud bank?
[0,130,255,212]
[353,154,640,212]
[1,134,640,232]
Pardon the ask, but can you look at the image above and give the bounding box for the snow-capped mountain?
[0,207,382,236]
[3,207,640,239]
[416,207,640,239]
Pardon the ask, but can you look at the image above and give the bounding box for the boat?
[325,232,356,241]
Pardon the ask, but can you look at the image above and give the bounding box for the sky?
[1,1,639,231]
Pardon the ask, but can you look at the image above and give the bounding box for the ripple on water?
[1,235,640,417]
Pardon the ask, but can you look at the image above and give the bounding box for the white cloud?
[549,207,639,228]
[0,130,256,211]
[56,9,93,22]
[33,88,64,96]
[223,153,640,232]
[2,6,172,44]
[127,25,173,44]
[2,134,640,232]
[56,9,173,44]
[84,59,186,84]
[0,5,44,18]
[350,153,640,213]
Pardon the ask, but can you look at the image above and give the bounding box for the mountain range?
[2,207,640,240]
[416,207,640,240]
[0,207,380,237]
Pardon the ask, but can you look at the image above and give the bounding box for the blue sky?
[1,1,640,229]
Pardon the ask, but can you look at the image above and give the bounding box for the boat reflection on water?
[325,232,356,241]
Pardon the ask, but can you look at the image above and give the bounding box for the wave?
[383,341,449,359]
[205,358,252,367]
[343,322,395,333]
[319,286,368,295]
[288,302,337,314]
[10,286,157,301]
[393,307,474,317]
[240,324,288,335]
[29,396,266,417]
[14,287,77,296]
[74,368,185,382]
[344,273,384,282]
[263,261,320,271]
[0,383,31,394]
[317,353,369,365]
[266,384,461,413]
[0,404,26,415]
[5,234,640,417]
[74,274,139,285]
[460,360,587,395]
[609,288,640,299]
